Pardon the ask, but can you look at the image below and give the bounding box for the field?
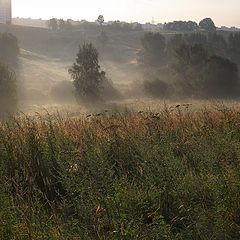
[1,23,240,239]
[1,105,240,239]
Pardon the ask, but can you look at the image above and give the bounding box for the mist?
[0,16,240,116]
[2,2,240,239]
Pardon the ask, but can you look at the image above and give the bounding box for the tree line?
[47,18,73,31]
[163,18,217,32]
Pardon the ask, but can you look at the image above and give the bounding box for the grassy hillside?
[1,106,240,239]
[0,24,143,62]
[0,24,146,105]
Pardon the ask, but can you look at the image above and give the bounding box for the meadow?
[1,104,240,239]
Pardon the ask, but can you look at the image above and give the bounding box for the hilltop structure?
[0,0,11,24]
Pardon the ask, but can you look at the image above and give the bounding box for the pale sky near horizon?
[12,0,240,27]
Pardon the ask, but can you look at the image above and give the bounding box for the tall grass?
[1,105,240,239]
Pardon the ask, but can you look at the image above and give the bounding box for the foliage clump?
[69,43,106,103]
[139,31,240,99]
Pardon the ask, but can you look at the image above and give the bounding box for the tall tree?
[199,18,216,32]
[68,43,105,102]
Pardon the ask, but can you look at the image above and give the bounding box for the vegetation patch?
[1,106,240,239]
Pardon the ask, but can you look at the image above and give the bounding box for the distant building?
[0,0,12,24]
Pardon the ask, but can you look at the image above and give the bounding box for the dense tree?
[138,28,240,99]
[0,63,17,118]
[203,56,239,97]
[68,43,105,102]
[138,32,166,66]
[199,18,216,32]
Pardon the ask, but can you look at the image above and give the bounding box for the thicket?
[163,18,216,32]
[138,32,240,99]
[1,106,240,239]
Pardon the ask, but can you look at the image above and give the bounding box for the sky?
[12,0,240,27]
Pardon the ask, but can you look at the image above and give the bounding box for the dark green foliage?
[69,43,106,103]
[203,56,239,97]
[173,44,239,98]
[139,31,240,99]
[0,33,19,63]
[0,63,17,118]
[138,32,166,66]
[199,18,216,32]
[1,107,240,238]
[164,21,199,32]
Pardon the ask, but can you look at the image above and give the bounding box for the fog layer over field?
[1,24,143,112]
[1,19,240,115]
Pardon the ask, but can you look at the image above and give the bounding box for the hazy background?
[12,0,240,27]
